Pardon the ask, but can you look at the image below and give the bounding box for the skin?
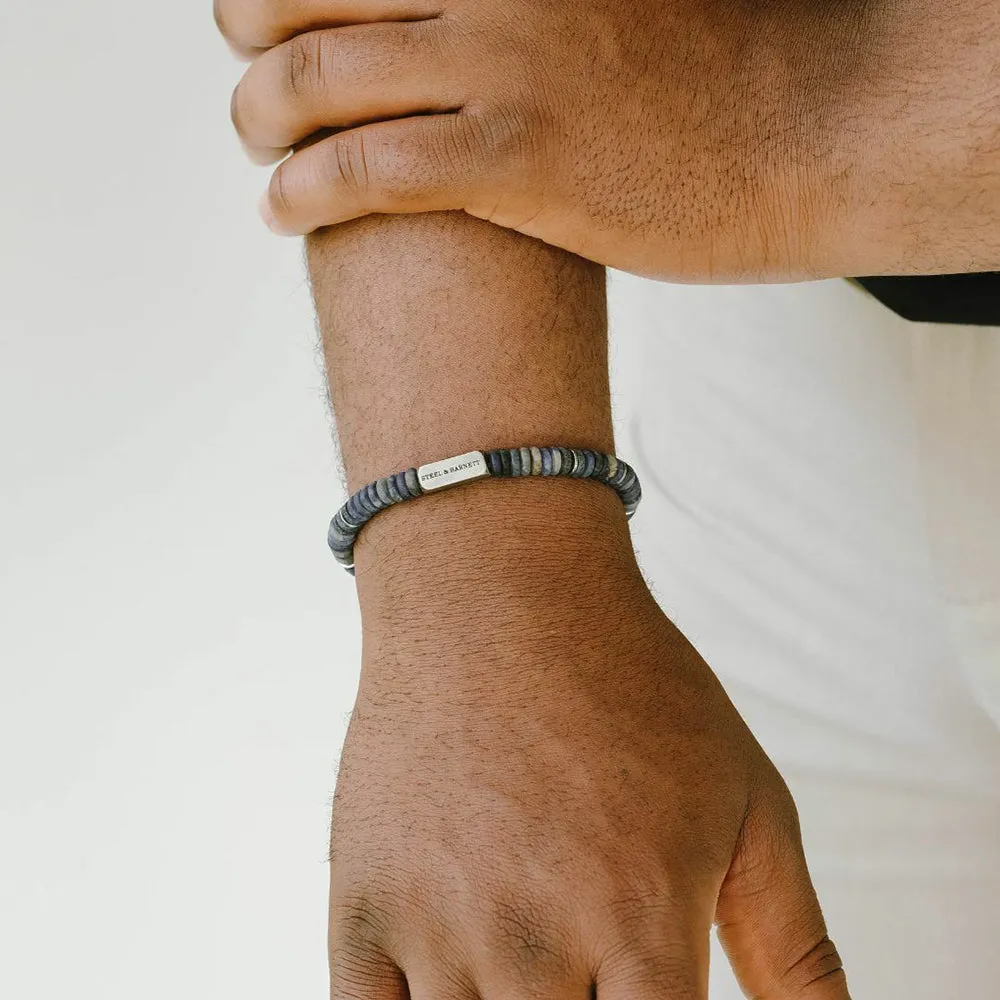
[305,211,849,1000]
[222,0,1000,280]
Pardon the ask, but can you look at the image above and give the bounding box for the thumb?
[715,779,851,998]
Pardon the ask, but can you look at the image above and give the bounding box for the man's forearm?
[306,213,640,634]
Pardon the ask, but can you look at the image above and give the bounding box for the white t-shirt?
[611,272,999,733]
[608,273,1000,998]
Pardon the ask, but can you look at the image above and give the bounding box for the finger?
[260,113,486,235]
[331,955,408,1000]
[716,785,851,998]
[402,967,482,1000]
[213,0,266,61]
[330,893,409,1000]
[215,0,442,54]
[594,931,710,1000]
[232,22,461,163]
[466,891,592,1000]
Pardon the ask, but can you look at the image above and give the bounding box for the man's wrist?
[353,474,644,647]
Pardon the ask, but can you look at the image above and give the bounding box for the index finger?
[214,0,442,54]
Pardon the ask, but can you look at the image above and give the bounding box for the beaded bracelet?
[328,446,641,574]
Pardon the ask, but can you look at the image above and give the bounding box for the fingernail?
[258,192,295,236]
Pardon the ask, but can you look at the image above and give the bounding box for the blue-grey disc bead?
[530,446,542,475]
[352,489,373,517]
[384,474,401,503]
[487,450,503,476]
[332,546,355,566]
[592,452,609,480]
[579,449,596,478]
[363,483,381,512]
[390,470,409,499]
[519,446,532,475]
[510,447,522,476]
[404,468,421,497]
[364,483,382,513]
[375,477,393,507]
[499,449,512,477]
[328,519,355,550]
[557,447,573,476]
[569,449,585,476]
[337,506,360,530]
[327,523,347,554]
[540,447,554,475]
[331,531,356,555]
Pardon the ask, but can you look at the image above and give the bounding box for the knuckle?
[763,767,805,843]
[213,0,235,42]
[214,0,263,50]
[484,891,571,980]
[282,31,326,102]
[412,116,481,194]
[269,165,295,221]
[229,77,252,138]
[330,891,401,997]
[229,83,242,134]
[333,891,392,955]
[600,950,700,998]
[463,99,543,173]
[781,934,847,993]
[329,133,373,197]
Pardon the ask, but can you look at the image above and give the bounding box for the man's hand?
[219,0,1000,280]
[329,484,849,1000]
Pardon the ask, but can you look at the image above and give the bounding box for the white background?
[0,4,644,996]
[1,4,359,996]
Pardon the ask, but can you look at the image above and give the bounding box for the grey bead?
[384,474,401,503]
[404,468,421,497]
[352,490,372,517]
[332,546,355,566]
[550,447,563,475]
[391,471,409,499]
[337,507,360,530]
[500,449,513,476]
[540,447,553,476]
[375,478,393,506]
[580,450,596,478]
[510,447,522,476]
[487,450,503,476]
[519,446,532,475]
[530,446,542,476]
[328,520,355,549]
